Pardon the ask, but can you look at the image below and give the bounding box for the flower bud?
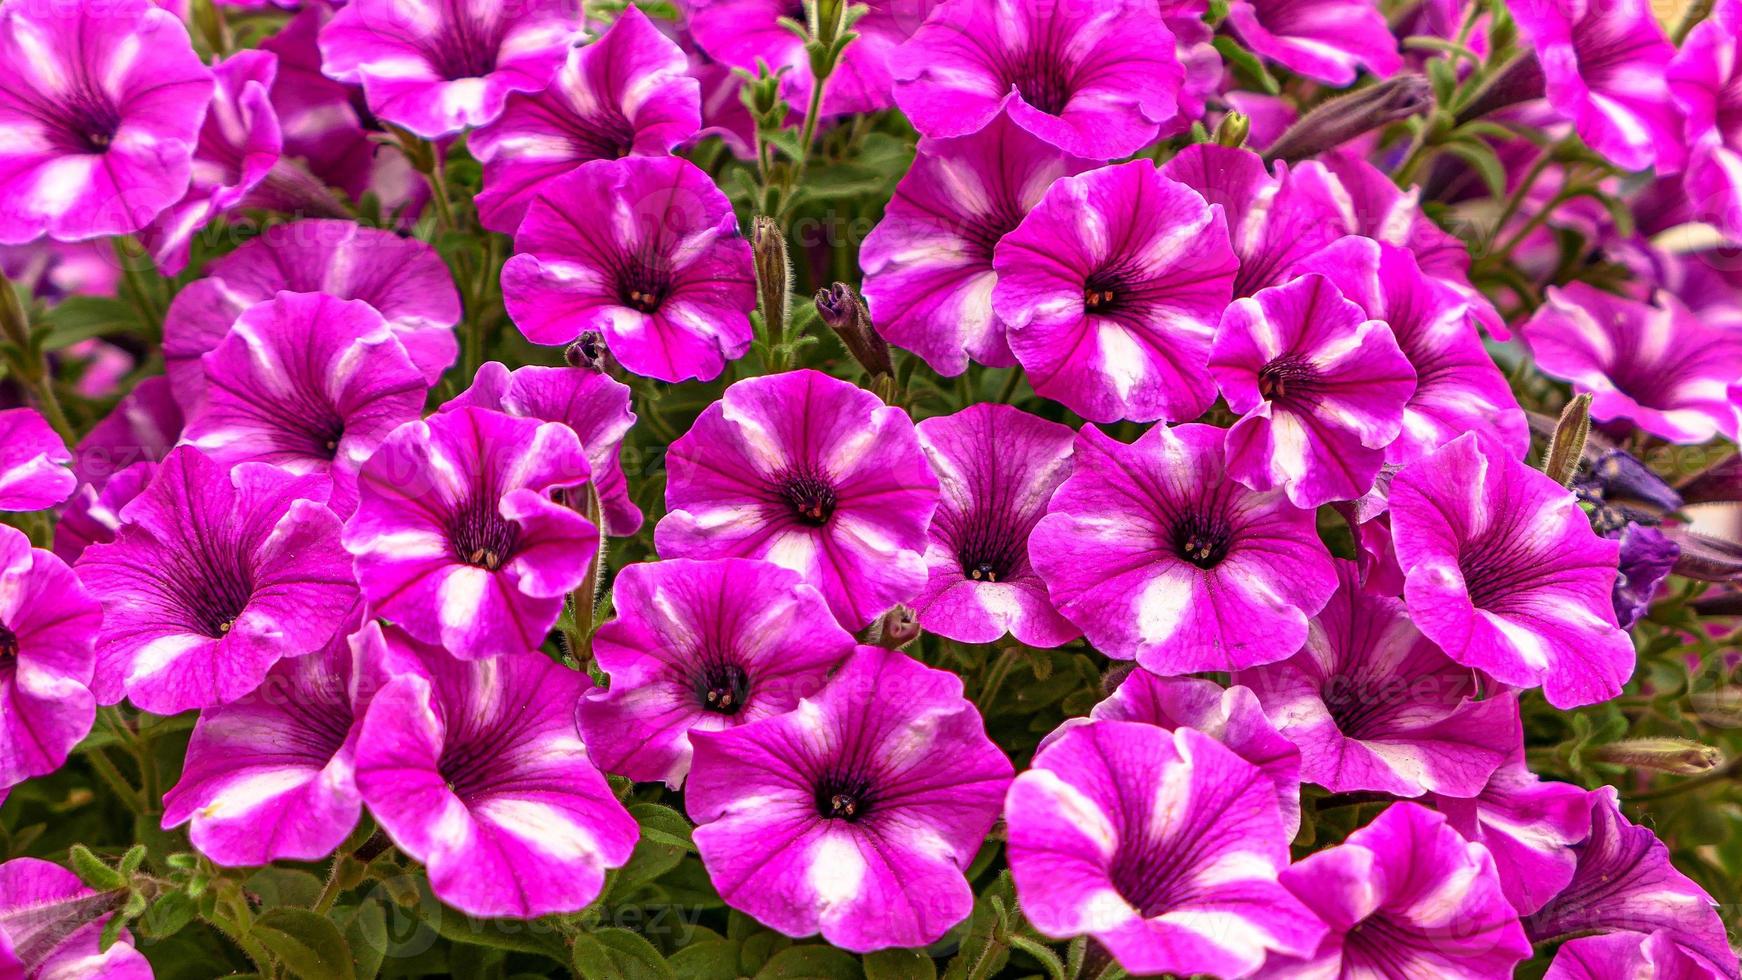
[565,331,607,372]
[814,282,894,379]
[1592,737,1724,776]
[1678,452,1742,506]
[1663,527,1742,583]
[868,604,921,649]
[1264,75,1433,162]
[1213,110,1251,149]
[1690,690,1742,729]
[752,216,791,345]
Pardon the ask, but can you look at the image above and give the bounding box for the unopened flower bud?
[1690,690,1742,729]
[870,604,920,649]
[814,282,893,379]
[752,216,791,346]
[1678,453,1742,507]
[1264,75,1433,162]
[1592,738,1724,776]
[1663,527,1742,583]
[1213,110,1251,149]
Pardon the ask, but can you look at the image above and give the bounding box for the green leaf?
[670,940,744,980]
[250,908,357,980]
[572,928,676,980]
[37,296,144,349]
[864,948,938,980]
[68,844,126,891]
[1441,139,1507,199]
[756,945,863,979]
[138,891,196,941]
[1211,37,1281,94]
[613,803,696,898]
[342,900,389,980]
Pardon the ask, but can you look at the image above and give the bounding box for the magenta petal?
[1430,754,1593,916]
[0,526,99,794]
[1225,0,1402,85]
[0,858,151,980]
[0,408,74,511]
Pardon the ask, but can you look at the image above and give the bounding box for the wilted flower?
[501,156,756,383]
[1238,561,1520,799]
[77,448,357,714]
[1610,523,1680,630]
[0,0,213,243]
[317,0,585,138]
[578,557,854,789]
[687,646,1012,951]
[1268,803,1532,977]
[657,370,939,629]
[1029,423,1337,674]
[353,624,638,919]
[471,6,700,234]
[182,292,429,516]
[343,407,597,661]
[911,404,1079,647]
[1006,721,1324,977]
[995,161,1239,423]
[1389,433,1633,708]
[890,0,1184,160]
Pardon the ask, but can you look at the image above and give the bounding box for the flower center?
[778,472,837,526]
[55,87,121,155]
[814,770,875,822]
[1257,355,1318,402]
[439,737,498,802]
[0,623,17,666]
[422,17,501,80]
[179,553,255,639]
[447,498,520,571]
[1172,513,1232,569]
[1083,269,1139,317]
[616,250,673,315]
[696,662,750,715]
[1005,50,1073,115]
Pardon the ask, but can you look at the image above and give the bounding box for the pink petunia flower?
[353,623,637,919]
[442,361,642,537]
[994,161,1239,424]
[656,370,939,629]
[910,404,1079,647]
[0,526,100,799]
[471,6,700,235]
[76,448,358,714]
[1522,284,1742,444]
[1547,929,1726,980]
[0,408,74,512]
[343,406,598,661]
[579,557,854,789]
[890,0,1182,160]
[317,0,585,138]
[182,292,429,517]
[1237,560,1520,798]
[1389,432,1633,708]
[1429,751,1594,916]
[860,111,1094,376]
[501,156,756,383]
[1268,803,1532,977]
[162,622,368,867]
[1211,273,1418,508]
[1670,0,1742,239]
[1006,721,1324,977]
[1225,0,1402,85]
[0,858,152,979]
[687,645,1012,951]
[1029,423,1337,674]
[0,0,214,243]
[164,220,461,403]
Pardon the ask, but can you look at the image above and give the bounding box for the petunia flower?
[860,111,1094,376]
[686,645,1012,952]
[910,404,1078,647]
[1236,560,1520,798]
[0,526,100,799]
[352,623,637,919]
[470,6,700,235]
[1029,423,1337,674]
[161,621,367,867]
[1390,433,1633,709]
[1429,751,1594,916]
[1006,720,1324,977]
[687,0,936,118]
[317,0,585,138]
[54,462,158,567]
[164,219,461,402]
[139,49,283,275]
[656,370,939,629]
[501,156,756,383]
[0,0,214,243]
[343,406,597,661]
[890,0,1183,160]
[182,292,429,517]
[1528,788,1736,978]
[1510,0,1681,172]
[994,161,1239,424]
[1267,803,1532,978]
[77,448,357,715]
[261,6,375,201]
[1547,929,1724,980]
[1159,143,1345,299]
[1610,523,1679,630]
[1292,236,1528,464]
[1047,670,1304,839]
[1211,272,1418,508]
[0,858,152,979]
[578,557,855,789]
[1226,0,1401,85]
[69,375,182,492]
[0,408,74,511]
[442,361,642,536]
[1670,0,1742,239]
[1522,285,1742,444]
